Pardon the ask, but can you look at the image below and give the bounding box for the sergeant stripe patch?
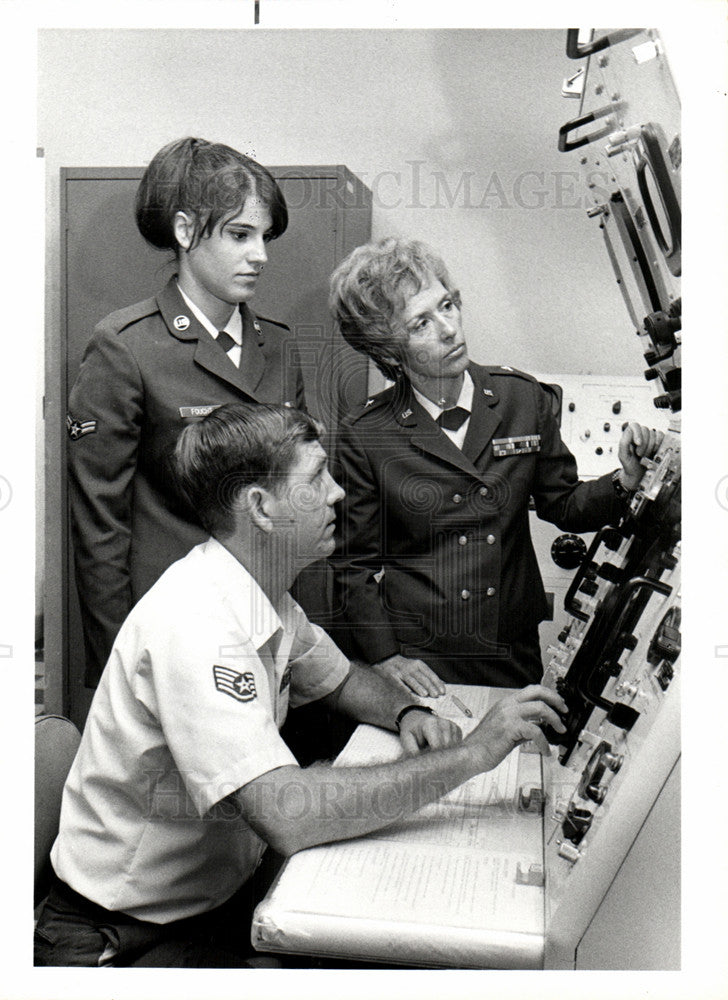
[213,665,257,702]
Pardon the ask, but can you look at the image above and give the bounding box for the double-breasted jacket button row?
[459,587,497,600]
[457,533,496,545]
[452,485,489,505]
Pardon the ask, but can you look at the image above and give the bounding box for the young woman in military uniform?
[67,137,304,686]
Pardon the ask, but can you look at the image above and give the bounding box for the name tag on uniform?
[179,404,222,418]
[492,434,541,457]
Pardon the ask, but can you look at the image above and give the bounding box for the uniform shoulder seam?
[255,314,290,331]
[486,365,537,382]
[342,386,395,424]
[95,296,159,335]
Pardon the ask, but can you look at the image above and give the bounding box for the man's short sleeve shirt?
[51,538,349,922]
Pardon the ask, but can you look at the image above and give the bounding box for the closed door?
[61,166,370,724]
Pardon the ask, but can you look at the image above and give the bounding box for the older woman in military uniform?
[327,238,662,695]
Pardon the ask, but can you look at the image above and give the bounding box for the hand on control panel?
[540,681,572,746]
[617,422,665,491]
[465,684,568,769]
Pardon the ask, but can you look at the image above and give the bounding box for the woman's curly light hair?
[329,238,461,380]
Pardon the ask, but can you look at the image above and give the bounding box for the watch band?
[395,704,436,732]
[611,468,637,501]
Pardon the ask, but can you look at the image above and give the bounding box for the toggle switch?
[558,841,582,863]
[519,786,546,813]
[516,862,545,886]
[562,803,593,845]
[586,782,607,804]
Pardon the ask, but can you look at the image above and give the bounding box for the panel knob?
[550,533,588,569]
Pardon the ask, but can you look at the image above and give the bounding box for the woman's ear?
[173,211,196,252]
[380,353,402,371]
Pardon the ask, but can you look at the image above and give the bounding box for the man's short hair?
[329,238,461,380]
[174,403,322,538]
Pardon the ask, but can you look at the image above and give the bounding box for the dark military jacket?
[329,362,623,687]
[67,278,304,685]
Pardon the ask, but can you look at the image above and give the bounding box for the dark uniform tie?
[215,330,238,364]
[437,406,470,431]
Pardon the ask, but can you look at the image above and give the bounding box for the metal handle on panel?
[577,575,673,710]
[566,28,644,60]
[635,125,682,276]
[609,192,664,313]
[558,104,620,152]
[563,526,623,620]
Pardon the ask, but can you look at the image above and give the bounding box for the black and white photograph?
[2,1,727,998]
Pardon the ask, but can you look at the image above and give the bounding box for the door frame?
[47,164,371,718]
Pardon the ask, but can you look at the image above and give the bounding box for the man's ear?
[173,211,197,252]
[246,484,276,534]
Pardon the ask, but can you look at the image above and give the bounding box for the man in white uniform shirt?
[36,402,566,967]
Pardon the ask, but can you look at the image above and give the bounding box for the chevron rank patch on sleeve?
[66,414,98,440]
[213,665,257,702]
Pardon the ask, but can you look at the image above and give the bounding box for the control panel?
[542,27,682,967]
[542,418,681,967]
[533,372,670,479]
[530,373,670,657]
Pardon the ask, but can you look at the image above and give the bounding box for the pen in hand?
[450,694,473,719]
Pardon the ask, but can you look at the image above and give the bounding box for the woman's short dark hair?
[174,403,322,539]
[135,137,288,252]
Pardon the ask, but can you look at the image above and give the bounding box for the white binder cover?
[251,686,545,968]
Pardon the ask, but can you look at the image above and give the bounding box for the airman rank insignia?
[492,434,541,457]
[66,415,97,440]
[213,665,257,702]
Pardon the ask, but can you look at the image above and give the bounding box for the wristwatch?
[611,468,638,502]
[395,704,436,732]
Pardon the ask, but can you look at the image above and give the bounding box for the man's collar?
[202,537,292,650]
